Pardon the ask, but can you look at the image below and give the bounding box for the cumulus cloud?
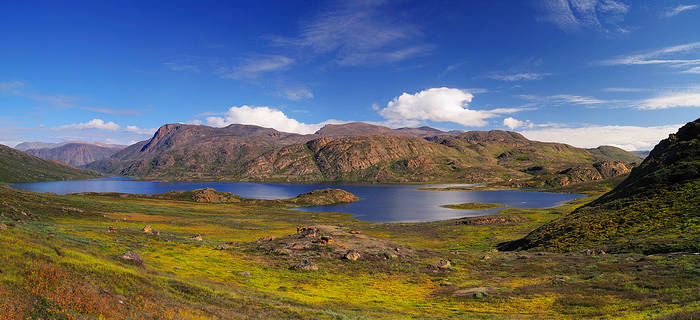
[124,125,157,135]
[663,4,699,17]
[537,0,629,33]
[503,117,534,129]
[378,87,521,127]
[638,92,700,109]
[57,119,121,131]
[205,105,343,134]
[488,73,550,81]
[520,124,683,151]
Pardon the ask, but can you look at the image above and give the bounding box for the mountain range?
[81,122,641,185]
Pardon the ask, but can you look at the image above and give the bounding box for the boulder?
[433,259,451,270]
[214,244,230,250]
[118,251,143,266]
[143,225,152,234]
[0,223,7,231]
[344,250,361,261]
[189,234,203,241]
[290,259,318,271]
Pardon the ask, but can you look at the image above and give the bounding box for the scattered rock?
[585,249,606,256]
[107,226,117,233]
[288,242,310,250]
[433,259,451,270]
[349,230,361,234]
[482,255,491,260]
[214,244,230,250]
[344,250,361,261]
[237,271,251,277]
[487,248,499,253]
[0,223,7,231]
[318,236,334,244]
[257,236,275,242]
[273,248,291,255]
[516,254,530,259]
[290,259,318,271]
[297,227,318,238]
[440,282,453,287]
[457,216,526,225]
[21,211,31,217]
[189,235,203,241]
[452,287,489,298]
[118,251,143,266]
[143,225,152,234]
[384,252,398,259]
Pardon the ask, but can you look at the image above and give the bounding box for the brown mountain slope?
[25,143,124,166]
[88,122,640,184]
[499,117,700,253]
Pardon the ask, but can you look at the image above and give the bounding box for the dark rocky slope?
[499,117,700,253]
[0,145,102,183]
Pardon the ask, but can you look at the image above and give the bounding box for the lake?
[11,177,584,223]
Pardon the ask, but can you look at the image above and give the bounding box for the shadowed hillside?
[25,143,124,166]
[499,117,700,254]
[0,145,102,183]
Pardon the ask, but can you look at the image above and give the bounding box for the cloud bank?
[520,124,683,151]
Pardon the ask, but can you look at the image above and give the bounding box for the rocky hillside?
[0,145,102,183]
[500,117,700,254]
[25,143,125,166]
[87,122,640,184]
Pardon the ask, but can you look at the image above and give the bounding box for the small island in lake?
[441,202,504,210]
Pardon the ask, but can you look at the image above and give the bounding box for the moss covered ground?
[0,185,697,319]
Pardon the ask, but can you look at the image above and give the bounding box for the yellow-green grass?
[0,185,697,319]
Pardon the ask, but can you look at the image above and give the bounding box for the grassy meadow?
[0,185,698,319]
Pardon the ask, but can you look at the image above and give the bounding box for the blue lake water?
[11,177,584,223]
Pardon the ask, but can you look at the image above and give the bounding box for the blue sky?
[1,0,699,150]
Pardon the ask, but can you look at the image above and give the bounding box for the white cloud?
[57,119,120,131]
[538,0,629,33]
[270,1,427,66]
[378,87,521,127]
[205,105,343,134]
[503,117,534,129]
[520,124,683,151]
[220,55,294,79]
[602,87,646,92]
[638,92,700,109]
[599,41,700,73]
[663,4,699,17]
[283,88,314,101]
[488,72,550,81]
[124,125,157,135]
[520,94,610,106]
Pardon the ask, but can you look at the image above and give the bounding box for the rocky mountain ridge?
[87,122,641,185]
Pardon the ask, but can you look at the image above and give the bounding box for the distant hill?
[630,150,650,158]
[87,122,640,184]
[500,117,700,254]
[0,145,103,183]
[15,140,125,151]
[24,143,125,166]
